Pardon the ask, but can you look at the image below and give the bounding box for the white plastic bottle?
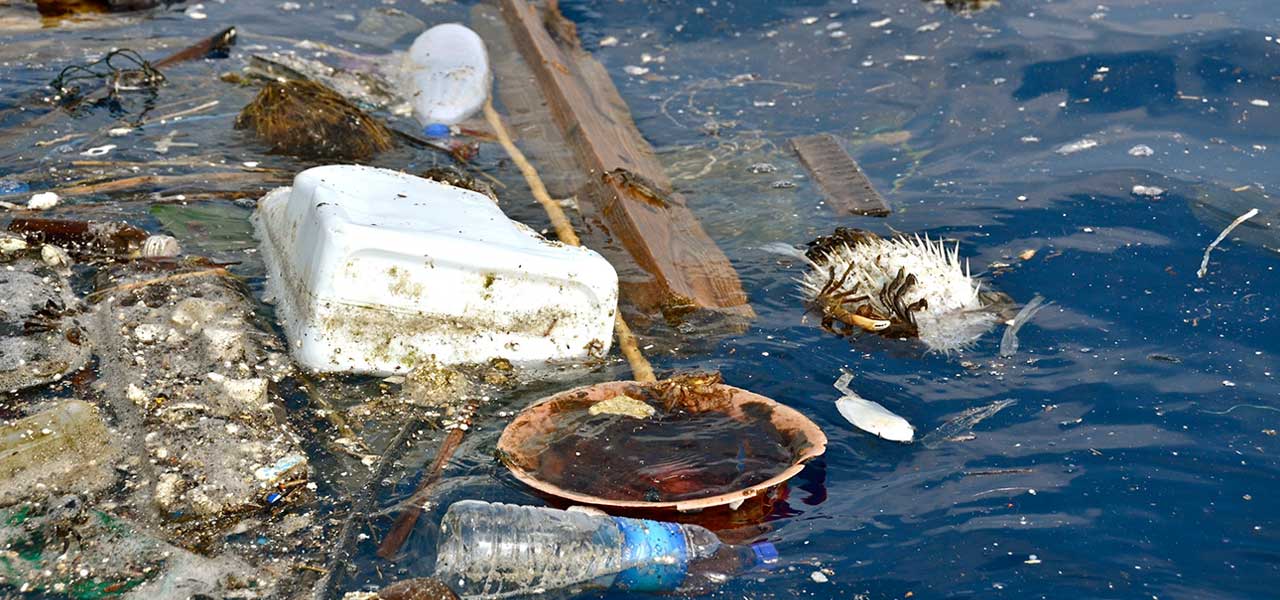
[433,501,778,598]
[402,23,492,130]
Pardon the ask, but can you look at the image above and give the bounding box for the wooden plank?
[791,133,891,217]
[498,0,752,320]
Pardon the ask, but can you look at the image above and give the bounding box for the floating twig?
[86,267,231,303]
[377,401,479,559]
[1197,207,1259,278]
[54,171,287,197]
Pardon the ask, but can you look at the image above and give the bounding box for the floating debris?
[921,399,1017,448]
[1055,138,1098,155]
[799,228,1005,352]
[235,79,394,160]
[1128,144,1155,157]
[833,372,914,443]
[1132,185,1165,197]
[588,395,656,419]
[26,191,59,210]
[999,294,1049,358]
[1197,207,1260,278]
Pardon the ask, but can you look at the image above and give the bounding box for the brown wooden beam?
[498,0,752,320]
[791,133,891,217]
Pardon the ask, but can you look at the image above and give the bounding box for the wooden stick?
[53,171,287,197]
[376,402,477,559]
[485,99,655,382]
[86,267,229,303]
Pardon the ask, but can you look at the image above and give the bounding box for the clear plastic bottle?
[433,501,778,599]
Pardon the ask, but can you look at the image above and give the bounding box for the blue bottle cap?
[423,123,451,138]
[751,541,779,567]
[612,516,689,592]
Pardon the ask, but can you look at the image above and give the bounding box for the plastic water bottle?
[402,23,492,129]
[433,501,778,598]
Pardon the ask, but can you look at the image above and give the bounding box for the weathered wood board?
[791,133,891,217]
[497,0,752,320]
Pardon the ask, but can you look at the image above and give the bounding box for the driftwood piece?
[498,0,752,320]
[791,133,891,217]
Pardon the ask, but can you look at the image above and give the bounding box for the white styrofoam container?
[402,23,492,126]
[255,165,617,375]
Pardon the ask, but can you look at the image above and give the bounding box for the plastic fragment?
[27,192,60,210]
[833,373,914,443]
[141,234,181,258]
[1000,295,1049,357]
[1197,207,1259,278]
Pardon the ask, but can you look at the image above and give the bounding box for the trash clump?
[0,401,116,506]
[85,260,309,551]
[235,79,395,160]
[0,255,91,393]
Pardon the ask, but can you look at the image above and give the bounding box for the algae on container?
[255,165,618,375]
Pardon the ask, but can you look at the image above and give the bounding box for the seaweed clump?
[235,79,393,160]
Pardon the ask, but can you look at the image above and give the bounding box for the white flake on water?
[1055,138,1098,154]
[27,192,59,210]
[1131,185,1164,197]
[870,18,892,28]
[623,65,649,76]
[1249,99,1270,107]
[1128,144,1154,157]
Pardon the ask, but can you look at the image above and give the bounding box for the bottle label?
[611,517,689,592]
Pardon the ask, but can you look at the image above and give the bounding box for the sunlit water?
[1,0,1278,598]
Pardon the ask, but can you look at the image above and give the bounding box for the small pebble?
[599,36,619,47]
[810,571,828,583]
[185,3,207,19]
[749,162,777,174]
[801,16,819,25]
[1249,99,1270,107]
[623,65,649,76]
[1128,144,1154,157]
[870,17,892,28]
[279,1,301,10]
[771,180,797,189]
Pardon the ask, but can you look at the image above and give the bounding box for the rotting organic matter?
[799,228,1007,353]
[235,79,393,160]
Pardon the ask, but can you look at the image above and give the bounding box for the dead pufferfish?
[797,228,1010,353]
